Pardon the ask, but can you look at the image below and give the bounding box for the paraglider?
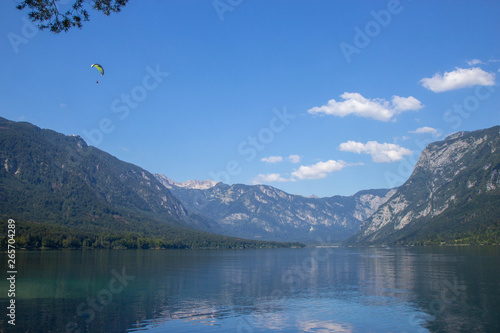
[91,64,104,83]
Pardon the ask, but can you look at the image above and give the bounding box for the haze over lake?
[1,247,499,332]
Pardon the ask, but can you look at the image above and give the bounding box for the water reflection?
[0,247,499,332]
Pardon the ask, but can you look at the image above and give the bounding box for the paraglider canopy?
[91,64,104,76]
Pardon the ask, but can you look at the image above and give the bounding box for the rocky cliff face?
[155,175,394,243]
[346,126,500,245]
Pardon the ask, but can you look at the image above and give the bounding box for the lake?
[1,247,499,332]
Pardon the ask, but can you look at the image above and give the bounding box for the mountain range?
[1,116,499,248]
[156,173,394,243]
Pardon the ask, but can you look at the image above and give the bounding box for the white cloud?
[339,141,412,163]
[466,59,483,66]
[420,67,495,93]
[287,154,301,163]
[252,173,289,184]
[291,160,348,180]
[307,92,423,121]
[409,126,440,136]
[261,155,301,164]
[261,156,283,164]
[391,96,422,111]
[253,158,358,183]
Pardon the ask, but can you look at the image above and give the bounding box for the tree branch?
[16,0,129,33]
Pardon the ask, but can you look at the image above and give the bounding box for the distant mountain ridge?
[345,125,500,246]
[155,175,395,243]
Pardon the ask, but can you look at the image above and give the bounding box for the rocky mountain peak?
[155,174,218,190]
[346,125,500,246]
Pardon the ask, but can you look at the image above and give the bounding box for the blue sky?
[1,0,499,197]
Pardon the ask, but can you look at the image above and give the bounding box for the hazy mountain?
[155,175,395,243]
[345,126,500,246]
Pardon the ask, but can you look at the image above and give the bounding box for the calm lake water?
[1,247,499,332]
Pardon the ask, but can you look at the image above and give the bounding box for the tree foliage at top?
[16,0,129,33]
